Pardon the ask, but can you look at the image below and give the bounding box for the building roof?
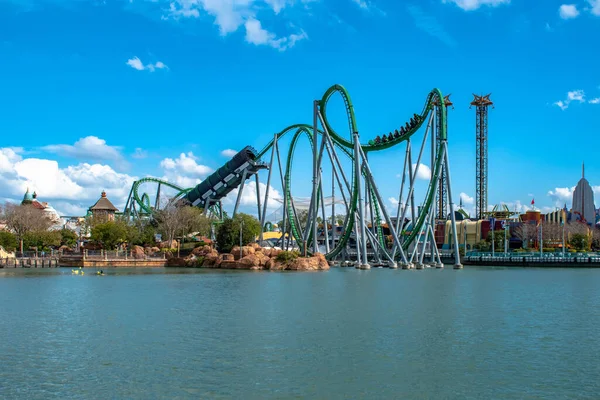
[22,188,34,204]
[89,191,119,212]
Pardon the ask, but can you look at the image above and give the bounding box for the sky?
[0,0,599,219]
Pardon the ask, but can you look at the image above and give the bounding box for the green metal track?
[128,85,447,260]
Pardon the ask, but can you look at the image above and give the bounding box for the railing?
[464,251,600,264]
[1,257,60,268]
[64,250,167,260]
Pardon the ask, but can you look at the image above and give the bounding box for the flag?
[489,217,495,229]
[531,198,535,205]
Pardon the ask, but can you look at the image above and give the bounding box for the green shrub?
[216,214,261,253]
[189,256,204,268]
[0,231,18,252]
[276,250,300,264]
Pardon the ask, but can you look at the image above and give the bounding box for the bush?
[23,230,61,251]
[276,250,300,264]
[189,256,204,268]
[0,231,18,252]
[60,228,78,247]
[542,248,555,253]
[216,214,261,253]
[570,233,589,251]
[90,221,129,250]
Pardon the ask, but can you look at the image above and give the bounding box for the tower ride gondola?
[123,84,462,269]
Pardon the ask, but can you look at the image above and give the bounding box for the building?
[89,191,119,221]
[20,188,61,224]
[572,163,595,226]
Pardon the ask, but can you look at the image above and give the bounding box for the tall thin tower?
[434,94,453,220]
[470,94,493,220]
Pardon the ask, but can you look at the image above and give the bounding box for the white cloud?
[160,152,213,188]
[559,4,579,19]
[442,0,510,11]
[0,147,137,216]
[224,179,283,211]
[588,0,600,16]
[459,192,474,205]
[221,149,238,157]
[132,148,148,159]
[407,5,456,47]
[388,197,399,206]
[548,186,575,208]
[411,163,431,180]
[42,136,126,168]
[567,90,585,102]
[244,18,307,50]
[554,89,586,110]
[351,0,369,9]
[164,0,307,50]
[554,100,568,111]
[590,98,600,104]
[126,56,168,72]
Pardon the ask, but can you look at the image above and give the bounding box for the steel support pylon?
[471,94,493,220]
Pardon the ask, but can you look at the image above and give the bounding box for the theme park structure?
[124,84,462,269]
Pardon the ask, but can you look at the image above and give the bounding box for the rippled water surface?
[2,267,600,399]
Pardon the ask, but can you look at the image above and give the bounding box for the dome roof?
[21,188,34,204]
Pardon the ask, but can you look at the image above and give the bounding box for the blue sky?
[0,0,599,217]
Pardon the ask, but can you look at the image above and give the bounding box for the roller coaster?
[124,84,462,269]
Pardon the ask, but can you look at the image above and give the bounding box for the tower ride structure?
[470,94,493,220]
[124,84,462,269]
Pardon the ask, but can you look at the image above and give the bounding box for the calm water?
[1,267,600,399]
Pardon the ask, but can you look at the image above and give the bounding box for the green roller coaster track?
[126,85,447,261]
[254,85,446,259]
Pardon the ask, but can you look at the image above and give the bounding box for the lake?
[1,267,599,399]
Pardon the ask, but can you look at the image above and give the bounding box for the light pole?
[490,217,495,255]
[503,221,508,255]
[239,218,244,260]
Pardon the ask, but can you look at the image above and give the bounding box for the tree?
[513,223,538,249]
[2,203,53,253]
[486,229,506,251]
[570,233,589,251]
[23,230,61,252]
[216,213,261,253]
[127,220,157,246]
[155,205,212,245]
[91,220,129,250]
[592,228,600,251]
[59,228,78,247]
[0,231,18,252]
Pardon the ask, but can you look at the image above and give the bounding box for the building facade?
[572,164,595,226]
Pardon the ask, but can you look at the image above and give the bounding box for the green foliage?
[486,230,507,251]
[570,233,589,251]
[474,241,490,251]
[127,221,157,246]
[0,231,18,252]
[155,206,212,245]
[23,230,61,251]
[91,220,129,250]
[189,256,204,268]
[275,250,300,264]
[216,213,261,253]
[542,248,556,253]
[59,228,78,247]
